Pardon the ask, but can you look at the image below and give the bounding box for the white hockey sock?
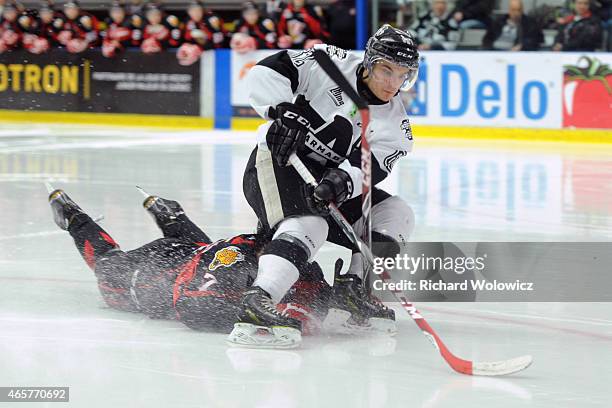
[347,252,365,280]
[253,254,300,303]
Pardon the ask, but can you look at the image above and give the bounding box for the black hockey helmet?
[364,24,419,90]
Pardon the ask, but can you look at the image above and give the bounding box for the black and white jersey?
[247,44,414,200]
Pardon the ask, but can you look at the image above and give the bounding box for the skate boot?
[324,260,396,336]
[227,287,302,349]
[48,186,85,231]
[139,188,185,231]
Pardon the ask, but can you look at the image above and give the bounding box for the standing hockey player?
[47,187,330,334]
[228,25,418,348]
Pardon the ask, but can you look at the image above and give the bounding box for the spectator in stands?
[21,3,63,53]
[553,0,603,51]
[0,2,23,53]
[266,0,286,22]
[176,1,226,65]
[140,3,181,54]
[450,0,493,29]
[277,0,329,49]
[410,0,459,50]
[230,2,277,53]
[482,0,543,51]
[183,1,227,50]
[326,0,355,50]
[126,0,145,16]
[20,4,49,54]
[590,0,610,50]
[57,1,99,53]
[101,2,135,58]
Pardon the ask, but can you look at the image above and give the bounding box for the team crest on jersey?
[325,45,347,60]
[400,119,413,140]
[327,87,344,106]
[209,246,245,271]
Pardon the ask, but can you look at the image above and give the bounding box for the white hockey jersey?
[247,44,414,199]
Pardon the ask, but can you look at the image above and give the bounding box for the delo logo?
[403,53,558,126]
[441,64,548,120]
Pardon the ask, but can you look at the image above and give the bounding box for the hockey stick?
[288,153,533,376]
[311,48,373,270]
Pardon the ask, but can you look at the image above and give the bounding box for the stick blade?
[472,355,533,376]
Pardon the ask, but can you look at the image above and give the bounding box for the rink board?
[1,49,610,141]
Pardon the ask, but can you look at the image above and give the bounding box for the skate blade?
[226,323,301,349]
[45,182,56,195]
[323,309,397,336]
[135,185,152,199]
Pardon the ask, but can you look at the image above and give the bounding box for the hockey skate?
[47,183,85,230]
[227,287,302,349]
[136,186,185,231]
[323,260,397,336]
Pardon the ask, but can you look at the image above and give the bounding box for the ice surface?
[1,124,611,407]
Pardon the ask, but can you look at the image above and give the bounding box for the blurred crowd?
[0,0,609,64]
[408,0,610,51]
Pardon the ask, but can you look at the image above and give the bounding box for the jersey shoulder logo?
[327,86,344,106]
[209,246,245,271]
[325,45,347,60]
[383,150,407,172]
[289,48,315,67]
[400,119,413,140]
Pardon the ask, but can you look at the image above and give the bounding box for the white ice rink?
[1,124,612,407]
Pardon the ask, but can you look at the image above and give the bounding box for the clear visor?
[370,60,419,92]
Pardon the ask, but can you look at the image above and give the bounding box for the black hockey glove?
[304,168,353,215]
[266,97,310,167]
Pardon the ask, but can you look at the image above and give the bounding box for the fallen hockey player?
[47,186,331,339]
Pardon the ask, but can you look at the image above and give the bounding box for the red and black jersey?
[172,234,259,310]
[128,13,145,46]
[143,14,182,48]
[277,3,329,47]
[59,12,100,45]
[0,17,23,33]
[101,17,133,48]
[184,12,227,49]
[232,16,277,49]
[33,14,65,45]
[0,15,25,50]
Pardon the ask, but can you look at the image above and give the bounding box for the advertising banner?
[560,53,612,129]
[406,51,562,128]
[230,49,611,129]
[0,49,200,116]
[231,50,276,117]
